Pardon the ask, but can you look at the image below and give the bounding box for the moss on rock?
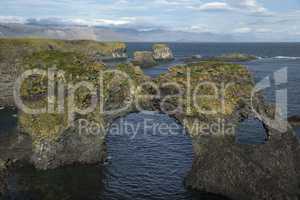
[132,51,157,68]
[157,61,254,122]
[0,38,126,61]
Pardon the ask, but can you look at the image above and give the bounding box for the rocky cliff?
[0,38,127,107]
[156,62,299,200]
[15,50,145,169]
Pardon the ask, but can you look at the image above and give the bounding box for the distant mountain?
[0,23,235,42]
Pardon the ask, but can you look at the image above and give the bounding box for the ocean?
[2,43,300,200]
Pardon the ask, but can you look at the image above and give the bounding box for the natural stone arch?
[0,48,299,200]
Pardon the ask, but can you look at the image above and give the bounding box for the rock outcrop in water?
[155,62,299,200]
[132,43,174,67]
[14,50,146,169]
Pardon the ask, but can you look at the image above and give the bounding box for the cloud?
[175,25,215,33]
[233,27,252,33]
[233,27,273,34]
[154,0,195,6]
[0,16,136,27]
[227,0,270,16]
[190,2,232,11]
[0,16,27,24]
[158,0,269,15]
[255,28,271,33]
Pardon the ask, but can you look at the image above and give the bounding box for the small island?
[183,53,257,63]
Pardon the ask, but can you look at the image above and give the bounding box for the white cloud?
[158,0,269,15]
[64,17,135,26]
[234,27,252,33]
[190,2,232,11]
[227,0,269,15]
[0,16,27,24]
[256,28,271,33]
[0,16,136,27]
[154,0,195,6]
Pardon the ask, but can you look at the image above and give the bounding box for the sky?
[0,0,300,41]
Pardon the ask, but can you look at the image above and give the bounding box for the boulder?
[152,43,174,61]
[132,51,157,68]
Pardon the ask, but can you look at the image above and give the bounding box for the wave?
[272,56,300,60]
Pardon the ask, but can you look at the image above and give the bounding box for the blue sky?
[0,0,300,40]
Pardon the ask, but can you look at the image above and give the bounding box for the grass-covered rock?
[0,38,127,107]
[0,38,126,61]
[132,51,157,68]
[17,50,147,169]
[183,53,257,63]
[157,61,253,125]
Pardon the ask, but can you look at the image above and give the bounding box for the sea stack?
[132,43,174,68]
[152,43,174,61]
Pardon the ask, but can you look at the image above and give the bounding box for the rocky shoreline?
[0,39,299,199]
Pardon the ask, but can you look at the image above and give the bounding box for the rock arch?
[0,50,299,199]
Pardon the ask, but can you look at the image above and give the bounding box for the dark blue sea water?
[1,43,300,200]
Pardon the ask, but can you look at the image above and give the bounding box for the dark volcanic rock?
[288,115,300,127]
[0,132,32,196]
[29,125,107,170]
[182,96,300,200]
[184,130,299,200]
[0,159,8,196]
